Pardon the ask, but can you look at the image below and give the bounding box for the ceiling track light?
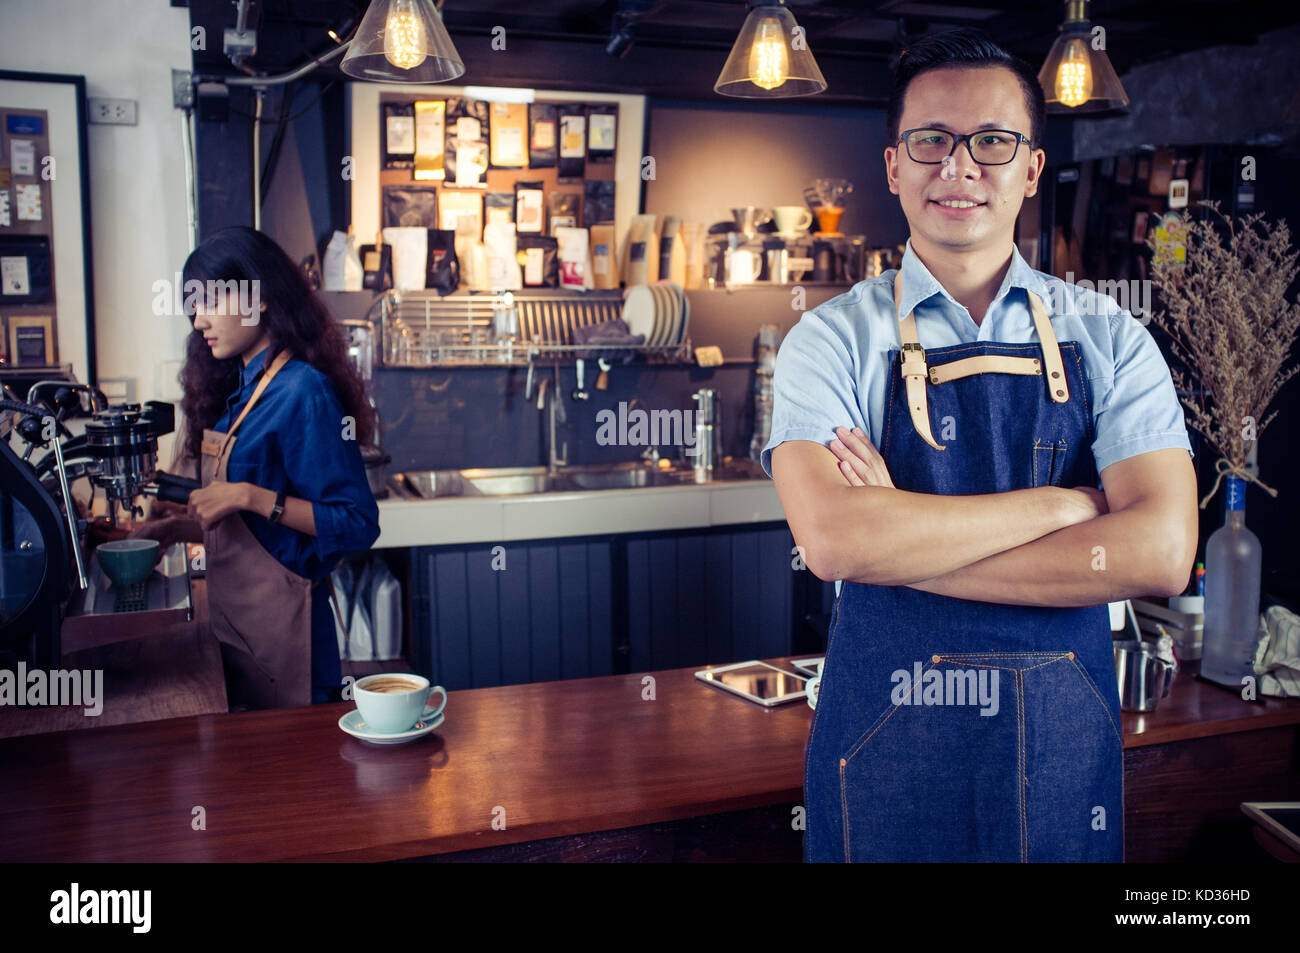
[605,15,636,59]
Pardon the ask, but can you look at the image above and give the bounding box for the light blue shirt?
[762,239,1193,479]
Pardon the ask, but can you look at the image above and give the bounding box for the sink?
[464,472,571,495]
[395,461,765,499]
[563,464,694,490]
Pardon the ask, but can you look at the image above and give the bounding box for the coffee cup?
[353,673,447,734]
[772,205,813,235]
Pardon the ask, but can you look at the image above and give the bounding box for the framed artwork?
[0,70,95,381]
[1169,179,1190,209]
[7,313,54,365]
[1132,210,1150,244]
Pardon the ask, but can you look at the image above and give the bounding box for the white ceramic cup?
[353,673,447,734]
[772,206,813,235]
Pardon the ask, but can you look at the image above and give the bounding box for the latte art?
[360,676,421,694]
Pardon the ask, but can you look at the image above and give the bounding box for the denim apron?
[200,350,314,710]
[803,274,1124,862]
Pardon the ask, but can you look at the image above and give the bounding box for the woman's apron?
[199,349,313,710]
[803,275,1124,862]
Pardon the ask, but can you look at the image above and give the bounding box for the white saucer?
[338,708,445,745]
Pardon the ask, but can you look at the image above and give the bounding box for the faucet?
[536,367,568,474]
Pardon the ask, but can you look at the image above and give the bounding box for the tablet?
[791,656,825,677]
[1241,803,1300,853]
[695,660,809,707]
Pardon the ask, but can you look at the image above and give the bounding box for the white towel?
[1254,605,1300,697]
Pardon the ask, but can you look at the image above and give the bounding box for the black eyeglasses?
[898,128,1033,166]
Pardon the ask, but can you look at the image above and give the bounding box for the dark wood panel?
[675,533,706,668]
[704,533,732,664]
[527,544,560,682]
[466,546,503,687]
[557,542,589,680]
[406,802,804,863]
[498,544,532,686]
[433,550,471,688]
[626,538,651,673]
[1122,725,1300,862]
[588,541,614,677]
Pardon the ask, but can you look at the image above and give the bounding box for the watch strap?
[268,489,287,523]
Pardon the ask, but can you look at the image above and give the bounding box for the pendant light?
[341,0,465,83]
[715,1,827,98]
[1038,0,1129,113]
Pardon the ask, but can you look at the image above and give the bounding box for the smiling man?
[763,29,1198,862]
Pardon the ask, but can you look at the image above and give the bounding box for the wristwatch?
[268,489,286,524]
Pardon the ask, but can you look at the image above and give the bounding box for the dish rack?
[377,289,692,366]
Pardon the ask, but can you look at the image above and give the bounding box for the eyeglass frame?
[897,127,1034,166]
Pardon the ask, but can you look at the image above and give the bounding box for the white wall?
[1,0,194,459]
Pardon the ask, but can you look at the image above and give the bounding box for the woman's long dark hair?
[178,226,374,465]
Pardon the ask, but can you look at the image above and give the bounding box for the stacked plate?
[622,282,690,351]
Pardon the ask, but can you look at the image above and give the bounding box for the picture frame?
[1132,209,1150,244]
[0,70,96,382]
[1169,178,1190,209]
[7,313,55,365]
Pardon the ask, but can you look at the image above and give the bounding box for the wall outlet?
[88,98,138,125]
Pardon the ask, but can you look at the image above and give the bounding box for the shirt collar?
[894,238,1050,321]
[237,345,272,391]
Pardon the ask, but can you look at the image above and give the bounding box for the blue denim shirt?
[216,346,380,579]
[762,239,1193,479]
[215,347,380,702]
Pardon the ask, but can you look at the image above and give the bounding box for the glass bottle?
[1199,476,1263,688]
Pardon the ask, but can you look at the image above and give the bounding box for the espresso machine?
[1,381,194,668]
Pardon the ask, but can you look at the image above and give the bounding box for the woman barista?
[134,226,380,708]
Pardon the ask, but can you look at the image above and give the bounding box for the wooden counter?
[2,655,1297,862]
[0,580,228,740]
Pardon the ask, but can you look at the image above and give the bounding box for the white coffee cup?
[773,205,813,235]
[353,673,447,733]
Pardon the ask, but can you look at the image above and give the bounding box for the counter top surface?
[2,656,1297,862]
[374,477,784,547]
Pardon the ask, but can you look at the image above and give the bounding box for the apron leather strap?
[893,273,1069,451]
[894,276,946,451]
[210,349,292,461]
[1027,291,1069,403]
[928,353,1042,384]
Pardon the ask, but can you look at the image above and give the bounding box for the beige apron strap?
[1027,291,1069,403]
[216,349,293,459]
[894,273,946,451]
[928,353,1042,385]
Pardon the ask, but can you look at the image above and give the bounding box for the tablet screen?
[700,664,807,700]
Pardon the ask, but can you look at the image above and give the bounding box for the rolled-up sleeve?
[278,386,381,561]
[761,310,867,477]
[1090,307,1194,474]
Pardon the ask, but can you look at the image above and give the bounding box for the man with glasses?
[763,29,1197,862]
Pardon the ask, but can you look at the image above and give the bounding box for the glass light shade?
[715,3,827,98]
[1037,27,1129,113]
[340,0,465,84]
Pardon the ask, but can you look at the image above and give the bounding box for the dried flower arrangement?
[1145,201,1300,507]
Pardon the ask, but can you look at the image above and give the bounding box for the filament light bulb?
[1055,37,1093,108]
[748,17,789,90]
[385,0,427,70]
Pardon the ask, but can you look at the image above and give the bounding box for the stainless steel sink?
[563,464,694,490]
[394,461,765,499]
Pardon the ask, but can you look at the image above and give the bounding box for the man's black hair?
[886,28,1047,150]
